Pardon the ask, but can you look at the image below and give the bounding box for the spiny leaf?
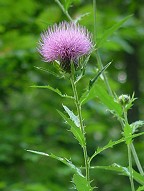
[97,15,133,48]
[90,138,125,163]
[63,104,80,127]
[34,66,60,78]
[75,54,91,83]
[74,13,90,23]
[89,61,112,90]
[82,54,91,69]
[137,186,144,191]
[80,81,122,117]
[95,139,122,154]
[73,174,94,191]
[132,132,144,139]
[131,120,144,133]
[57,110,85,147]
[90,132,144,163]
[91,163,144,185]
[30,85,73,99]
[123,123,133,144]
[27,150,82,176]
[130,120,144,133]
[26,150,49,157]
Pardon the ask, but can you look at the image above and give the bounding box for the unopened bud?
[118,94,130,106]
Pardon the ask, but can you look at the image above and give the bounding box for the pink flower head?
[38,21,92,72]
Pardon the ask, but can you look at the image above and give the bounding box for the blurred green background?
[0,0,144,190]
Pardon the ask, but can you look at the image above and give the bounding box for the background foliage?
[0,0,144,190]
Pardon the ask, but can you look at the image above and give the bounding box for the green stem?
[128,144,135,191]
[70,75,89,181]
[131,144,144,176]
[123,108,135,191]
[55,0,90,181]
[93,0,144,176]
[93,0,97,43]
[120,94,143,177]
[55,0,73,22]
[93,0,113,96]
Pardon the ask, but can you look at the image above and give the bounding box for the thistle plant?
[27,1,144,190]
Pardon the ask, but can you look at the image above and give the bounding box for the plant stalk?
[93,0,144,176]
[131,144,144,176]
[55,0,73,21]
[70,75,89,181]
[128,144,135,191]
[93,0,97,43]
[123,108,135,191]
[55,0,89,181]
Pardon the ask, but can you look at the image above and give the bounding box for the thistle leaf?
[91,163,144,185]
[27,150,82,176]
[90,132,144,162]
[75,54,91,83]
[73,174,94,191]
[63,105,80,127]
[34,66,60,78]
[137,186,144,191]
[130,120,144,133]
[80,80,122,117]
[74,13,90,23]
[89,61,112,90]
[30,85,73,99]
[123,123,133,144]
[57,110,85,147]
[90,138,125,162]
[97,15,133,48]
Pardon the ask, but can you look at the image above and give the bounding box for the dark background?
[0,0,144,190]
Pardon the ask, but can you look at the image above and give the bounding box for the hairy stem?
[70,75,89,181]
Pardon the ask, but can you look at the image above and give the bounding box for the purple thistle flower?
[38,21,92,72]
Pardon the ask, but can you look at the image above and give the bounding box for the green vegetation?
[0,0,144,190]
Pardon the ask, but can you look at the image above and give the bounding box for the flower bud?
[118,94,130,106]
